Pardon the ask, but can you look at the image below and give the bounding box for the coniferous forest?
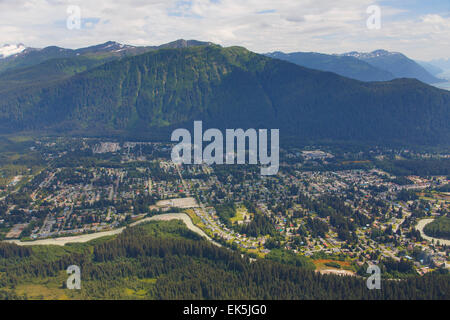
[0,221,448,300]
[0,45,449,147]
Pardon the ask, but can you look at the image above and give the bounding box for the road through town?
[4,213,220,247]
[415,219,450,246]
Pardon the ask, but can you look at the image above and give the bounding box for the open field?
[313,259,353,271]
[156,197,199,209]
[418,191,450,202]
[230,206,252,225]
[5,223,28,239]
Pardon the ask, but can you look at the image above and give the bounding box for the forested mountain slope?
[0,45,449,146]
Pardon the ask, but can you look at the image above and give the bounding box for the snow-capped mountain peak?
[0,43,27,59]
[340,49,400,59]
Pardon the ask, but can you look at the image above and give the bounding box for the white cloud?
[0,0,448,60]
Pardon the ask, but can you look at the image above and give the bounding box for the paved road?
[4,228,125,246]
[133,213,221,247]
[4,213,221,247]
[415,218,450,246]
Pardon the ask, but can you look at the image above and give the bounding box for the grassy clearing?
[185,209,202,225]
[16,284,70,300]
[230,206,247,224]
[313,259,353,271]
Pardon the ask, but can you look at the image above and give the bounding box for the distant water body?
[433,82,450,91]
[433,71,450,91]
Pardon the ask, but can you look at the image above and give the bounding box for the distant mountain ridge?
[4,41,443,85]
[265,51,395,82]
[417,61,444,77]
[342,49,398,59]
[0,39,215,92]
[340,49,444,84]
[429,58,450,71]
[0,39,214,74]
[266,49,445,84]
[0,44,448,147]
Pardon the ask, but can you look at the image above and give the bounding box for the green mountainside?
[0,45,449,146]
[0,39,213,75]
[0,56,117,93]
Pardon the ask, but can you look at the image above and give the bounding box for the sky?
[0,0,448,61]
